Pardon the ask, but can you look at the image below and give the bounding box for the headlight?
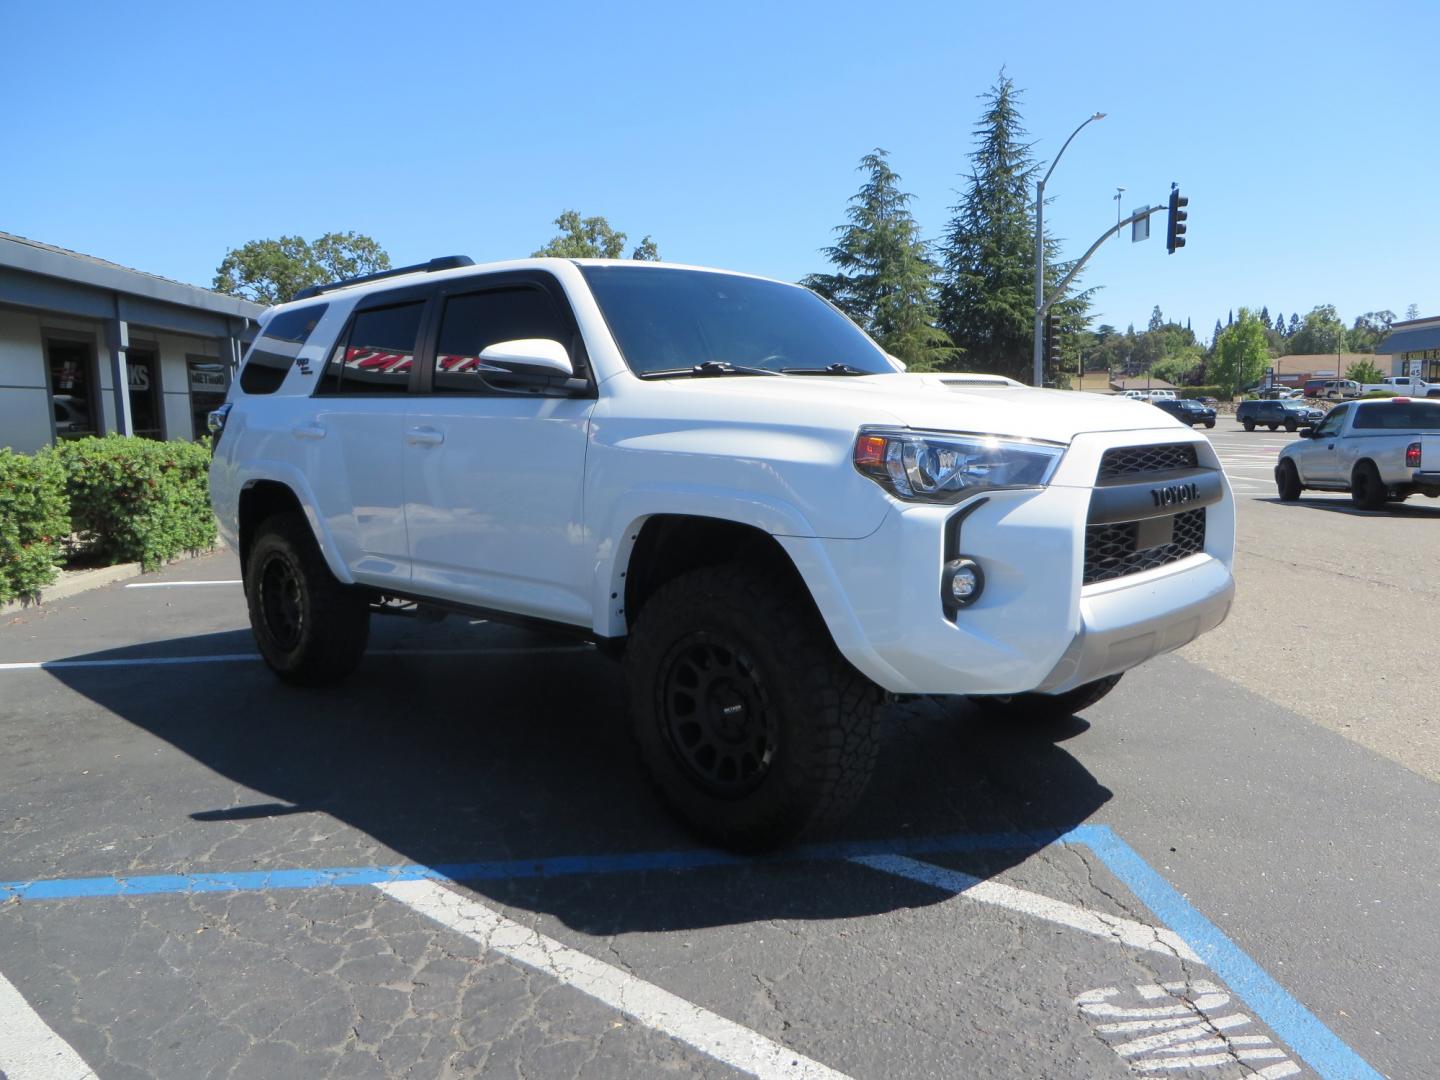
[852,428,1064,503]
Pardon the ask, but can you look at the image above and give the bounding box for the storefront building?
[1376,316,1440,382]
[0,232,262,454]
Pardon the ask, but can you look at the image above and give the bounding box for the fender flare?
[238,463,355,585]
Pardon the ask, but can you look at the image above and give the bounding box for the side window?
[433,287,568,394]
[318,301,425,395]
[1316,405,1349,438]
[239,305,329,395]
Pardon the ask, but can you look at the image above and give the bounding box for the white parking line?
[849,854,1200,962]
[123,580,243,588]
[377,879,851,1080]
[0,646,594,672]
[0,971,97,1079]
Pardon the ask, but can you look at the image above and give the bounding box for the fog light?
[942,557,984,613]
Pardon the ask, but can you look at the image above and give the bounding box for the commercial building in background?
[1260,353,1396,389]
[0,232,262,454]
[1376,316,1440,381]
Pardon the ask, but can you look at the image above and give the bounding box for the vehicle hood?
[641,372,1185,443]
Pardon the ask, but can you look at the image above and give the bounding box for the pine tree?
[802,150,957,371]
[1274,312,1285,335]
[1212,318,1223,346]
[936,73,1090,381]
[1288,313,1300,337]
[1149,306,1164,332]
[1227,309,1234,326]
[1260,305,1271,327]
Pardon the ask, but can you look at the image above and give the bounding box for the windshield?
[580,266,896,377]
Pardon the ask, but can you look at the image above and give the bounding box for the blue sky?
[2,0,1435,340]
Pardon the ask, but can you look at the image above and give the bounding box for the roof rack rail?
[292,255,475,302]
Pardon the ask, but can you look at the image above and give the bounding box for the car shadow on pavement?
[1256,496,1440,517]
[43,619,1112,933]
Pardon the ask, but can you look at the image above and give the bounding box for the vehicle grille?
[1097,443,1198,480]
[1083,508,1207,585]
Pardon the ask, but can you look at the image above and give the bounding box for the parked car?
[1301,379,1361,400]
[1235,399,1326,431]
[1276,397,1440,509]
[1120,388,1177,401]
[1361,377,1440,398]
[1151,397,1216,428]
[208,255,1236,849]
[1257,386,1301,399]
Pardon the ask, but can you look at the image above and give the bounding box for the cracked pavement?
[2,548,1435,1077]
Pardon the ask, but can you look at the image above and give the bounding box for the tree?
[1148,306,1164,332]
[1345,358,1385,384]
[1288,313,1301,337]
[1212,319,1223,346]
[1289,304,1348,354]
[1274,312,1286,335]
[1349,310,1395,353]
[532,210,659,260]
[213,232,390,305]
[936,72,1091,381]
[1211,308,1270,396]
[802,150,957,371]
[1407,304,1421,321]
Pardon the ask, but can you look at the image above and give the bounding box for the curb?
[1,547,223,617]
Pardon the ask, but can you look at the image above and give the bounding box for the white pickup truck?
[1275,397,1440,509]
[210,256,1237,848]
[1361,376,1440,398]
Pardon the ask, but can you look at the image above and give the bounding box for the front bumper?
[778,429,1236,697]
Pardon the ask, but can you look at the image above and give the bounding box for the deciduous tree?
[1211,309,1270,396]
[213,232,391,305]
[533,211,660,260]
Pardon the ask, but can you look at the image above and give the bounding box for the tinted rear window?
[239,304,329,394]
[1352,403,1440,430]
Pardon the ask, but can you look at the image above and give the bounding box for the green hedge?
[1177,385,1231,400]
[51,436,216,570]
[0,448,71,603]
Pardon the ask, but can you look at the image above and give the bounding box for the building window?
[46,337,99,440]
[187,357,229,439]
[126,346,163,439]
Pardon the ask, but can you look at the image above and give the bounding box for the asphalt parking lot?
[3,461,1438,1078]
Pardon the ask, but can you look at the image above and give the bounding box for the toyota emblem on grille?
[1150,481,1200,508]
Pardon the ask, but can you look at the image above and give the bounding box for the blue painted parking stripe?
[0,828,1083,902]
[0,824,1382,1080]
[1082,824,1381,1080]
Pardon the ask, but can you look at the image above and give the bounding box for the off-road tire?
[973,674,1122,723]
[1267,423,1279,431]
[1351,461,1389,511]
[245,512,370,686]
[624,564,880,851]
[1276,460,1302,501]
[1285,420,1298,431]
[1243,419,1256,431]
[1204,420,1216,429]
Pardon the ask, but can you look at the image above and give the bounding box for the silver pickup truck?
[1276,397,1440,509]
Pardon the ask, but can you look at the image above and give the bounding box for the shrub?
[0,447,71,603]
[1177,385,1230,401]
[53,436,216,570]
[1360,389,1399,399]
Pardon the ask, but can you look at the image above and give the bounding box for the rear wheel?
[1243,419,1256,431]
[973,674,1122,723]
[625,564,880,851]
[245,512,370,685]
[1276,460,1302,501]
[1267,423,1279,431]
[1351,461,1389,511]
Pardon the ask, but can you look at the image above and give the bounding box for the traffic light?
[1166,186,1189,254]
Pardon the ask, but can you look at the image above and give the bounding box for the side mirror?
[476,338,574,379]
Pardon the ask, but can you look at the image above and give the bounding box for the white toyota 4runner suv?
[210,257,1236,849]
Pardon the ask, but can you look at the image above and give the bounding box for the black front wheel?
[1243,420,1256,431]
[625,564,880,851]
[245,512,370,685]
[1276,460,1302,501]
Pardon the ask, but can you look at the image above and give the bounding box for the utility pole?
[1033,112,1106,388]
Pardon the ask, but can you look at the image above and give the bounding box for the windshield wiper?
[639,360,784,379]
[780,363,874,376]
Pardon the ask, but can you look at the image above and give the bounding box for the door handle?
[405,426,445,447]
[292,422,327,440]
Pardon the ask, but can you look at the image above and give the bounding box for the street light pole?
[1033,112,1105,388]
